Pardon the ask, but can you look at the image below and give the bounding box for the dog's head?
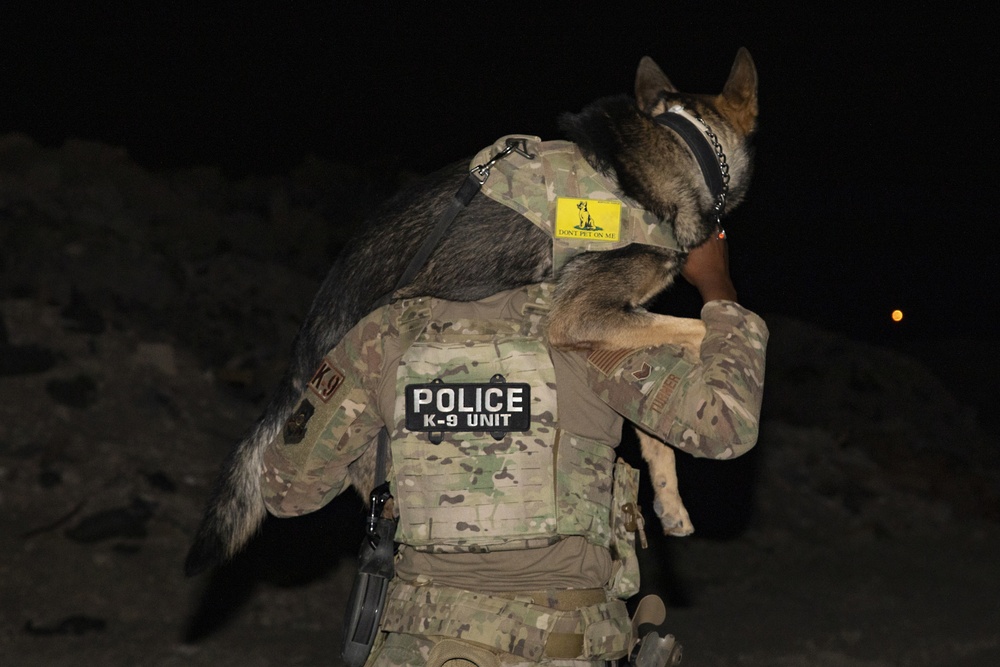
[635,48,758,140]
[635,49,758,197]
[633,49,758,246]
[559,49,758,249]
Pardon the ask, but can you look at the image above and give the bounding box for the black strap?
[653,111,726,201]
[369,172,484,484]
[372,172,483,310]
[374,428,389,486]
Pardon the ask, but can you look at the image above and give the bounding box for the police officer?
[261,235,767,666]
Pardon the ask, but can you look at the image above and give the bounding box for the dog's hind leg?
[636,428,693,536]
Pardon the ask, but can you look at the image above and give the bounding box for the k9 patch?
[405,375,531,441]
[308,359,344,402]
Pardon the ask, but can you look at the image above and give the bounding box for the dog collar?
[654,105,730,223]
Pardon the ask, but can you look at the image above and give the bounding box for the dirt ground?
[2,136,998,666]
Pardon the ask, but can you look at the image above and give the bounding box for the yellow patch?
[555,198,621,241]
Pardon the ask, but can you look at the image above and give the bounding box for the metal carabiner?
[366,482,393,547]
[470,138,536,184]
[504,137,536,160]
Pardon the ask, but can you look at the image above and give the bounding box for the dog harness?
[470,135,682,274]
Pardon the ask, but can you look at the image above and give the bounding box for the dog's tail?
[182,163,496,575]
[183,376,301,576]
[183,250,371,576]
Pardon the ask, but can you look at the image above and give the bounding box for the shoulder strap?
[372,174,482,310]
[368,140,537,485]
[374,427,390,486]
[367,175,481,485]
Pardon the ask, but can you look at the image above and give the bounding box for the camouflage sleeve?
[581,301,768,459]
[261,313,389,517]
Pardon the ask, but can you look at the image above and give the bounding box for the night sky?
[2,2,996,347]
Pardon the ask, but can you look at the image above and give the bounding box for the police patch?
[308,358,344,402]
[405,376,530,441]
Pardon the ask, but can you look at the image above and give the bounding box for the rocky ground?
[1,135,998,666]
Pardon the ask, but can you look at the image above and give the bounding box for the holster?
[341,515,396,667]
[626,595,683,667]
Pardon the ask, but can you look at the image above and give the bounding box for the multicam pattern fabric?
[472,135,681,273]
[260,284,768,666]
[377,580,631,662]
[261,314,390,516]
[390,317,563,552]
[364,633,625,667]
[262,286,767,520]
[608,459,641,599]
[261,285,557,518]
[389,286,619,553]
[580,300,768,460]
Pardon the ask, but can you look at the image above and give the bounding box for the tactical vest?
[388,284,617,554]
[471,135,681,274]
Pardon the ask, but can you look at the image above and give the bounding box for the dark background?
[1,2,996,345]
[2,5,999,664]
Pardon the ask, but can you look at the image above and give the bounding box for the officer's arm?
[653,301,768,457]
[261,315,387,517]
[578,301,768,459]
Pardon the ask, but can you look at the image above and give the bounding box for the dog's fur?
[184,49,758,576]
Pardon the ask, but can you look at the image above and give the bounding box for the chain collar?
[653,105,731,226]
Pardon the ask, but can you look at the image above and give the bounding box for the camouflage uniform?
[262,283,768,666]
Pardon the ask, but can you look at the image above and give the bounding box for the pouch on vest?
[609,458,642,599]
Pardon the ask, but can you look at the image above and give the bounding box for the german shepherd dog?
[185,49,758,575]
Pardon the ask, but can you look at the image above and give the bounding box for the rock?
[23,615,107,636]
[64,498,155,543]
[45,373,98,408]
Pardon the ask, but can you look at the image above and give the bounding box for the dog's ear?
[717,47,758,135]
[635,56,677,112]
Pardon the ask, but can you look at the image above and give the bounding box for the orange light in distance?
[891,309,904,322]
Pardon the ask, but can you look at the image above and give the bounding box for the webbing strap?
[488,587,607,611]
[372,173,482,311]
[373,428,389,487]
[368,173,483,486]
[426,639,501,667]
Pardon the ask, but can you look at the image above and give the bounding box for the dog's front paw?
[653,496,694,536]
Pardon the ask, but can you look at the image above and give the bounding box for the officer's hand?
[682,229,738,304]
